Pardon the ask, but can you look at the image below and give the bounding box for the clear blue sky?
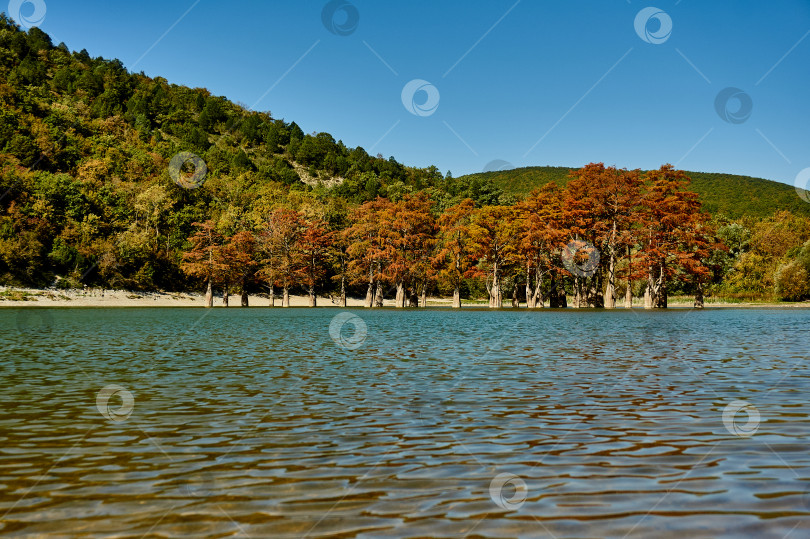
[11,0,810,184]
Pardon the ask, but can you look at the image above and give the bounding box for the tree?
[382,193,436,307]
[295,219,332,307]
[470,205,521,308]
[221,230,258,307]
[259,208,304,307]
[436,199,478,308]
[636,165,708,308]
[344,198,394,307]
[518,183,566,308]
[180,221,225,307]
[566,164,643,308]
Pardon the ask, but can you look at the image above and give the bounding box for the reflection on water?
[2,307,810,537]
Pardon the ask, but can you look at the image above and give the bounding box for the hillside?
[459,167,810,220]
[0,16,508,289]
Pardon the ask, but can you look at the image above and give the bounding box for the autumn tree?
[470,205,521,308]
[566,163,643,308]
[637,165,707,308]
[436,198,478,308]
[518,184,565,308]
[259,208,304,307]
[344,198,394,307]
[295,218,332,307]
[383,193,436,308]
[180,220,225,307]
[221,230,259,307]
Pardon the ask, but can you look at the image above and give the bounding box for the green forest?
[2,16,810,305]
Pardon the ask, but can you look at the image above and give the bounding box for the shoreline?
[1,287,808,309]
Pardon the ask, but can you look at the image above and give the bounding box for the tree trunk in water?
[605,252,616,309]
[205,279,213,308]
[223,286,229,307]
[511,284,519,308]
[625,245,632,308]
[309,288,316,307]
[395,282,406,308]
[694,281,704,309]
[572,277,581,308]
[490,265,501,308]
[269,285,275,307]
[241,290,249,307]
[365,279,374,308]
[452,287,461,308]
[374,282,384,307]
[408,291,418,308]
[340,277,347,307]
[625,279,632,308]
[420,283,427,308]
[282,287,290,307]
[655,265,668,308]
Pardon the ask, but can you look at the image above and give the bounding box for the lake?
[2,307,810,538]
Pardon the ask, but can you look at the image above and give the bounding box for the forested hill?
[459,167,810,220]
[0,16,508,289]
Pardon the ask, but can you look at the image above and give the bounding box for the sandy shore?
[0,286,451,308]
[1,286,806,308]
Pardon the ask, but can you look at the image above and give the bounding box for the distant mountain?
[458,166,810,219]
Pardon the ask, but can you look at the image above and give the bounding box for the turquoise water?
[2,307,810,537]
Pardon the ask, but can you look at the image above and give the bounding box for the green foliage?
[460,167,810,220]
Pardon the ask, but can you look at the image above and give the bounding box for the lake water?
[2,307,810,538]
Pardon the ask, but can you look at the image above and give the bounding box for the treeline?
[181,163,719,309]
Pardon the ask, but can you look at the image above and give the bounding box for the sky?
[7,0,810,186]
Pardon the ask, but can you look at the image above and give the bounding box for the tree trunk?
[340,276,347,307]
[452,286,461,308]
[625,245,632,308]
[269,285,275,307]
[694,281,704,309]
[655,265,668,308]
[282,286,290,307]
[374,281,384,307]
[511,284,519,308]
[625,279,632,308]
[365,278,374,308]
[395,281,406,308]
[605,252,616,309]
[205,279,213,308]
[241,289,249,307]
[408,291,418,308]
[490,264,501,308]
[223,286,229,307]
[309,285,316,307]
[605,222,617,309]
[420,282,427,308]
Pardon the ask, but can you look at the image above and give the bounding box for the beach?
[1,286,805,308]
